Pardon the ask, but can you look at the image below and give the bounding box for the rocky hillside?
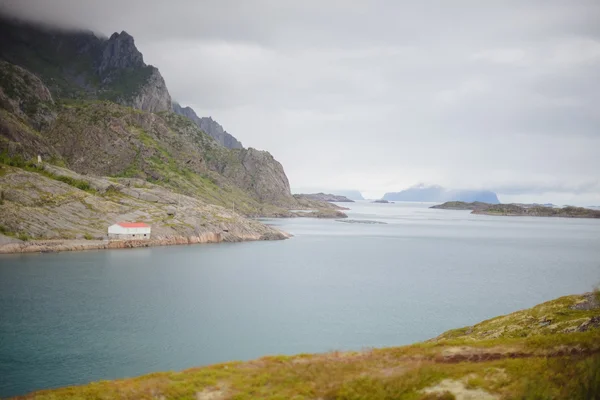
[0,163,288,251]
[0,59,339,211]
[13,292,600,399]
[172,102,242,149]
[432,201,600,218]
[0,29,344,242]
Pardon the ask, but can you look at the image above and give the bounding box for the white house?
[108,222,151,240]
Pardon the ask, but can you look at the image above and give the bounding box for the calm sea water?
[1,202,599,396]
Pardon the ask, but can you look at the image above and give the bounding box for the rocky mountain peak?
[98,30,145,74]
[172,102,243,149]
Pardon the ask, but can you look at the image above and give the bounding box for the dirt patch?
[436,346,528,363]
[422,379,499,400]
[196,384,228,400]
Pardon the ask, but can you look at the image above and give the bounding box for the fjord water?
[1,203,599,396]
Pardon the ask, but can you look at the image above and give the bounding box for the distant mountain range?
[382,185,499,204]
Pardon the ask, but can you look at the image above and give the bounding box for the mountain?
[0,18,344,244]
[382,184,500,203]
[0,16,171,112]
[172,102,242,149]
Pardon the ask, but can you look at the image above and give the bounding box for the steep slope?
[0,61,342,226]
[383,184,500,203]
[0,15,171,112]
[12,292,600,399]
[172,102,242,149]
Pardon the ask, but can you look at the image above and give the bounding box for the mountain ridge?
[172,102,243,149]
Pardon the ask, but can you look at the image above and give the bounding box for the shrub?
[17,232,31,241]
[83,233,93,240]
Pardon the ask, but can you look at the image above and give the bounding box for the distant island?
[294,193,354,202]
[333,190,364,201]
[372,199,391,204]
[383,184,499,203]
[432,201,600,219]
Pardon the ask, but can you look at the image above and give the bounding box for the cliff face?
[98,31,144,74]
[127,66,171,112]
[225,148,294,206]
[172,102,243,149]
[0,16,171,113]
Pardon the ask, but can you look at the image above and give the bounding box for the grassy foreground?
[13,293,600,400]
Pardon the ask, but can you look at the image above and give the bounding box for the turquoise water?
[1,202,599,396]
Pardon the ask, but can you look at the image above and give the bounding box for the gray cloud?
[1,0,599,205]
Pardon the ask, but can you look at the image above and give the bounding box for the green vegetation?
[0,152,96,194]
[14,293,600,400]
[432,202,600,219]
[83,233,94,240]
[98,66,155,102]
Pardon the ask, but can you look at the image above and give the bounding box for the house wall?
[107,225,151,240]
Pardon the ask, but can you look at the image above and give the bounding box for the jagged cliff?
[0,16,171,112]
[172,102,243,149]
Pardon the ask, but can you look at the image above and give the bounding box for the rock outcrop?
[172,102,243,149]
[295,193,354,202]
[98,31,144,74]
[127,66,171,112]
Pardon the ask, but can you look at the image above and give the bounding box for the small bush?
[83,233,93,240]
[56,175,92,191]
[17,232,31,241]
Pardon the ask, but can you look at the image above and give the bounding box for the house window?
[144,234,147,237]
[132,234,135,237]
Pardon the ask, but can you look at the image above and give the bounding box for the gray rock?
[98,31,145,74]
[128,67,172,113]
[139,192,159,202]
[172,103,243,149]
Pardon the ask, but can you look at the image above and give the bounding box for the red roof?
[116,222,149,228]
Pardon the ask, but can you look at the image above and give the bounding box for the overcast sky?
[2,1,599,204]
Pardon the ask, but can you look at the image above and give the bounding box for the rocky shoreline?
[0,229,290,255]
[432,201,600,218]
